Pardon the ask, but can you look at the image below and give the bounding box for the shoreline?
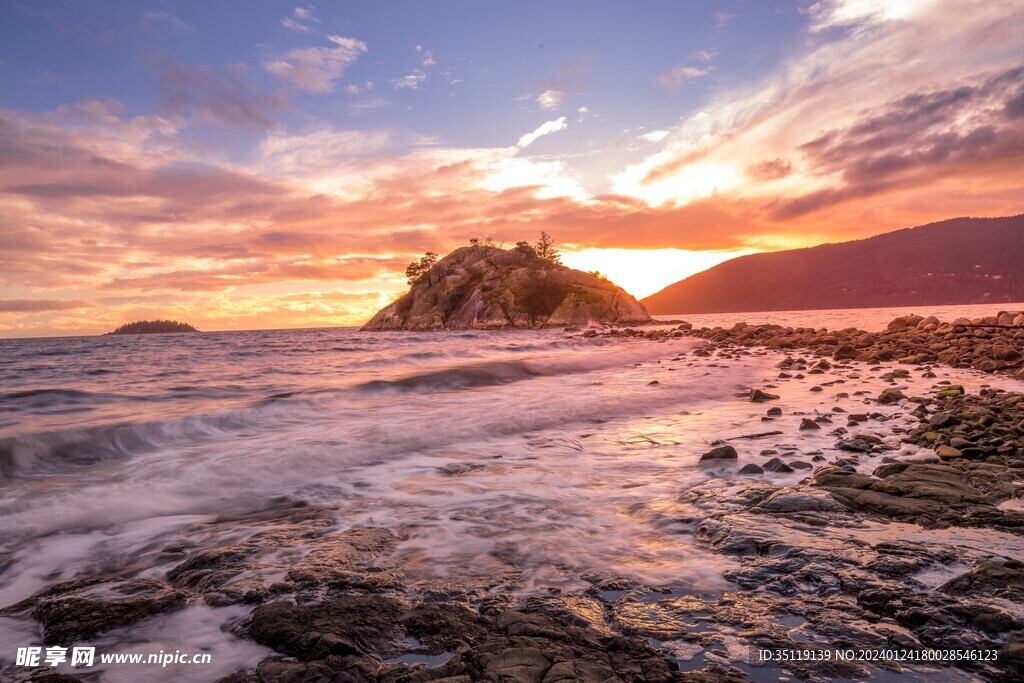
[2,315,1024,681]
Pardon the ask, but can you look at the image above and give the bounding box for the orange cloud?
[3,1,1024,337]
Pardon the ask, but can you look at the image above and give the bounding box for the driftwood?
[726,430,783,441]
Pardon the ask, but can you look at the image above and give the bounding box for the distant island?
[643,215,1024,314]
[362,235,651,330]
[105,320,200,335]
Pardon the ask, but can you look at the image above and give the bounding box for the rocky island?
[362,242,651,331]
[105,320,200,335]
[362,241,650,331]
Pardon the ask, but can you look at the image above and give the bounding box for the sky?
[0,0,1022,337]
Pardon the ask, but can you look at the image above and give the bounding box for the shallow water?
[1,307,1022,680]
[665,301,1024,332]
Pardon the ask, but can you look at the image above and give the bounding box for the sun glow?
[561,247,760,300]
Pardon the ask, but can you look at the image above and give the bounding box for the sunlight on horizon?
[561,247,760,299]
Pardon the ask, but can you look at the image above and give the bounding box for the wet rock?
[284,527,401,594]
[877,388,907,405]
[941,561,1024,600]
[700,445,738,462]
[799,418,820,430]
[31,579,187,645]
[888,314,925,331]
[762,458,794,473]
[750,389,779,402]
[754,490,844,513]
[766,406,782,416]
[247,595,406,660]
[818,487,945,524]
[737,463,763,475]
[929,412,960,429]
[870,463,1002,506]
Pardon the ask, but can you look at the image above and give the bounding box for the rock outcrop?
[361,246,651,331]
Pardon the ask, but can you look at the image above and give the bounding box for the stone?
[247,596,405,660]
[32,581,187,645]
[940,561,1024,599]
[935,445,963,460]
[887,314,924,331]
[755,490,844,513]
[738,463,764,474]
[799,418,821,430]
[877,389,907,405]
[701,445,739,461]
[762,458,794,473]
[750,389,780,402]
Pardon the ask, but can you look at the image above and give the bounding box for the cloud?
[615,0,1024,229]
[256,127,391,179]
[537,90,564,111]
[517,117,568,149]
[282,6,319,33]
[0,299,92,313]
[157,62,288,130]
[266,35,368,93]
[657,65,711,89]
[6,2,1024,336]
[390,72,426,90]
[771,65,1024,217]
[713,10,737,29]
[807,0,936,31]
[142,10,194,33]
[746,158,793,181]
[639,130,669,144]
[416,46,437,67]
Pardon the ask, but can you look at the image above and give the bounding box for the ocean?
[1,303,1023,681]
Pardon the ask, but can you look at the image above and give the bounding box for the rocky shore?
[648,310,1024,378]
[4,312,1024,682]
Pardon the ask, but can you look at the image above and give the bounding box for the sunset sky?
[1,0,1023,337]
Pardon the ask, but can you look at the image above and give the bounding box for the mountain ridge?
[642,215,1024,315]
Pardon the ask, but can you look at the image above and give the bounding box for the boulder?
[762,457,794,473]
[700,445,739,462]
[750,389,780,402]
[877,389,907,405]
[888,315,924,331]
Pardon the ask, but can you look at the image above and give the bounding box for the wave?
[0,388,114,411]
[0,342,704,478]
[355,346,660,395]
[357,360,542,393]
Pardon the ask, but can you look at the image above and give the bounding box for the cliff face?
[362,246,651,331]
[642,215,1024,315]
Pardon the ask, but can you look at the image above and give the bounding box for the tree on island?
[107,320,199,335]
[405,251,438,284]
[534,231,561,264]
[406,233,563,287]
